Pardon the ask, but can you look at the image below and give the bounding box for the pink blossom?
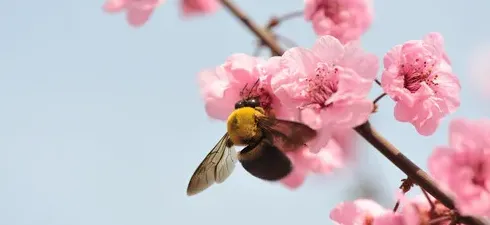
[428,118,490,217]
[330,199,395,225]
[280,133,347,188]
[180,0,219,17]
[381,32,460,136]
[271,35,378,153]
[304,0,373,44]
[103,0,163,27]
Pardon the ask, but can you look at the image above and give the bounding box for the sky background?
[1,0,490,225]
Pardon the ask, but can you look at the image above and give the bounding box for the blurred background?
[1,0,490,224]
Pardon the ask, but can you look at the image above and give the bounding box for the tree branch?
[219,1,489,225]
[220,0,283,56]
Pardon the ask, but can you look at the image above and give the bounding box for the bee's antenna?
[247,79,260,99]
[240,83,249,97]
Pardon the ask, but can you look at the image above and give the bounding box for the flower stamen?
[401,58,438,93]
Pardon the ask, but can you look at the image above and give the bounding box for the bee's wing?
[238,139,292,181]
[256,115,317,152]
[186,133,237,196]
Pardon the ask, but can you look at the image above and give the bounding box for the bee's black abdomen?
[238,139,292,181]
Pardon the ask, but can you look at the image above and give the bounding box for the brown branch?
[218,1,489,225]
[220,0,283,56]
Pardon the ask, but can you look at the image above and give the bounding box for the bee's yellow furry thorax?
[227,107,263,146]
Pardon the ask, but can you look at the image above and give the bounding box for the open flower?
[381,32,460,136]
[304,0,373,44]
[428,118,490,217]
[103,0,164,27]
[180,0,219,17]
[271,35,378,153]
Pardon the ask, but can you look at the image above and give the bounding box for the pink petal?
[181,0,219,16]
[307,126,332,153]
[103,0,127,12]
[373,213,404,225]
[330,201,367,225]
[393,102,414,122]
[311,35,345,64]
[280,169,307,189]
[204,87,239,121]
[423,32,451,64]
[281,47,319,78]
[303,0,317,20]
[383,45,402,69]
[224,53,263,83]
[126,8,153,27]
[324,99,373,128]
[300,107,323,130]
[341,41,380,82]
[428,147,454,183]
[330,199,387,225]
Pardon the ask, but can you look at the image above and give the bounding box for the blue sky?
[1,0,490,225]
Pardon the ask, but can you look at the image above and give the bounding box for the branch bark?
[219,0,490,224]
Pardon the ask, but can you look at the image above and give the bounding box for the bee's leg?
[254,107,266,115]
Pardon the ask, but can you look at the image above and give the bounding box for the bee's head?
[234,97,261,109]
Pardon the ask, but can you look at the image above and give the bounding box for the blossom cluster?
[198,31,464,188]
[332,117,490,223]
[102,0,490,223]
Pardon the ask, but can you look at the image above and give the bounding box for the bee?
[186,80,317,196]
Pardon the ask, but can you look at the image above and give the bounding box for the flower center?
[304,63,339,108]
[239,82,273,110]
[401,58,438,93]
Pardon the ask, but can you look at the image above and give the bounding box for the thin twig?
[421,187,436,211]
[393,201,400,212]
[373,93,387,104]
[218,1,488,225]
[267,10,304,29]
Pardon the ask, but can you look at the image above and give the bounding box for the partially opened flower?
[103,0,164,27]
[271,35,378,153]
[381,32,460,136]
[304,0,373,44]
[330,199,395,225]
[180,0,219,17]
[428,118,490,217]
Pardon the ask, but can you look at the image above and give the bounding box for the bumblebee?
[186,86,317,196]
